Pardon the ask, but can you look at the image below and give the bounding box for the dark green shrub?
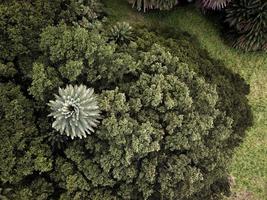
[55,0,104,27]
[36,24,226,199]
[142,24,252,147]
[225,0,267,51]
[0,83,53,186]
[0,0,56,62]
[0,0,104,83]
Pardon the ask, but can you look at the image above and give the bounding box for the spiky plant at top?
[48,85,101,139]
[109,22,133,45]
[129,0,179,12]
[199,0,231,10]
[225,0,267,51]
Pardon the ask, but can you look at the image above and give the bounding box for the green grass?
[104,0,267,199]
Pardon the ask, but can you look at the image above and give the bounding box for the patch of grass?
[226,190,256,200]
[104,1,267,199]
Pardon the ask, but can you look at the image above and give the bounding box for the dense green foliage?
[0,0,252,199]
[225,0,267,51]
[104,0,267,198]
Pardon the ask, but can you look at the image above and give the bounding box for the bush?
[28,24,232,199]
[0,1,252,199]
[0,0,55,62]
[225,0,267,51]
[0,0,104,82]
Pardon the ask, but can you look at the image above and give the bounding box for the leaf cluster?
[129,0,179,12]
[199,0,231,10]
[225,0,267,51]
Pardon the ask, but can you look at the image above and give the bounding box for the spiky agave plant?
[109,22,133,45]
[225,0,267,51]
[199,0,231,10]
[48,85,101,139]
[129,0,179,12]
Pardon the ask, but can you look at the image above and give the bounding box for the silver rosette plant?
[48,85,101,139]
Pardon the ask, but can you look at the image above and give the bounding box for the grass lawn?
[104,0,267,199]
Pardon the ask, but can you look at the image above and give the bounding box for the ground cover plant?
[0,0,256,199]
[104,0,267,199]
